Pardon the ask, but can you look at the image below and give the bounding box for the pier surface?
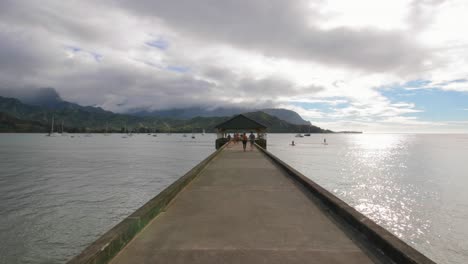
[109,143,380,264]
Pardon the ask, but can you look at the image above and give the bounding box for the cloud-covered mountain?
[0,96,329,133]
[127,107,311,125]
[0,87,63,107]
[0,87,312,126]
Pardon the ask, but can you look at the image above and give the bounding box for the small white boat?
[104,122,110,136]
[46,116,60,137]
[295,134,304,138]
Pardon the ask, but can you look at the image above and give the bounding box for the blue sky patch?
[91,52,103,62]
[167,65,189,73]
[291,97,349,113]
[146,38,169,50]
[380,86,468,121]
[65,45,81,52]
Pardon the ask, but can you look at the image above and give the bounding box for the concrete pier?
[69,142,435,264]
[108,144,380,264]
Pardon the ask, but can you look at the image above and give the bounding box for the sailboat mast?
[50,116,54,135]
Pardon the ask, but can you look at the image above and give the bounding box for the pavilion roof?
[214,114,267,130]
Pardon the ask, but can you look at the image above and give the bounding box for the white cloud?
[0,0,467,132]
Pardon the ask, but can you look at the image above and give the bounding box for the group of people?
[227,132,256,151]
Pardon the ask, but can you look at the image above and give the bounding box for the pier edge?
[67,142,229,264]
[255,143,436,264]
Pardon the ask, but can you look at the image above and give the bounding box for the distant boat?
[123,123,129,138]
[46,115,60,137]
[295,134,304,138]
[183,134,187,137]
[304,125,311,136]
[153,134,158,137]
[104,122,110,136]
[202,129,205,135]
[60,120,68,136]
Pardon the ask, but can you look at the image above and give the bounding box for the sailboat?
[182,121,187,137]
[202,129,205,136]
[46,116,60,137]
[152,123,158,137]
[60,120,68,136]
[166,123,172,135]
[191,129,196,139]
[104,122,110,136]
[122,123,128,138]
[304,126,311,136]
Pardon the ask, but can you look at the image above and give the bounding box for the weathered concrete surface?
[110,143,380,264]
[68,144,228,264]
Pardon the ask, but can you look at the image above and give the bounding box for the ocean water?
[268,134,468,264]
[0,134,467,264]
[0,133,216,264]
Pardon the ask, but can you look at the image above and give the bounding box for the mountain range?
[129,107,311,125]
[0,88,331,133]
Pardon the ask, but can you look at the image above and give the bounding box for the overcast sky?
[0,0,467,132]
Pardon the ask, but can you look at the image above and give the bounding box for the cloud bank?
[0,0,467,132]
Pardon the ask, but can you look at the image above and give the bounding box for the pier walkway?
[109,143,380,264]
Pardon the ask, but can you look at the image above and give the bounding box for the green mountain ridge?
[0,96,332,133]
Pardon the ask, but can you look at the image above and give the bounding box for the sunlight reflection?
[339,134,431,241]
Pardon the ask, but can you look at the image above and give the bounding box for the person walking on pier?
[249,132,255,150]
[242,133,248,152]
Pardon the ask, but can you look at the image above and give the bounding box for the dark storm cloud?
[114,0,429,72]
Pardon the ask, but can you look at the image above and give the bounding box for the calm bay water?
[268,134,468,264]
[0,133,467,263]
[0,133,216,264]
